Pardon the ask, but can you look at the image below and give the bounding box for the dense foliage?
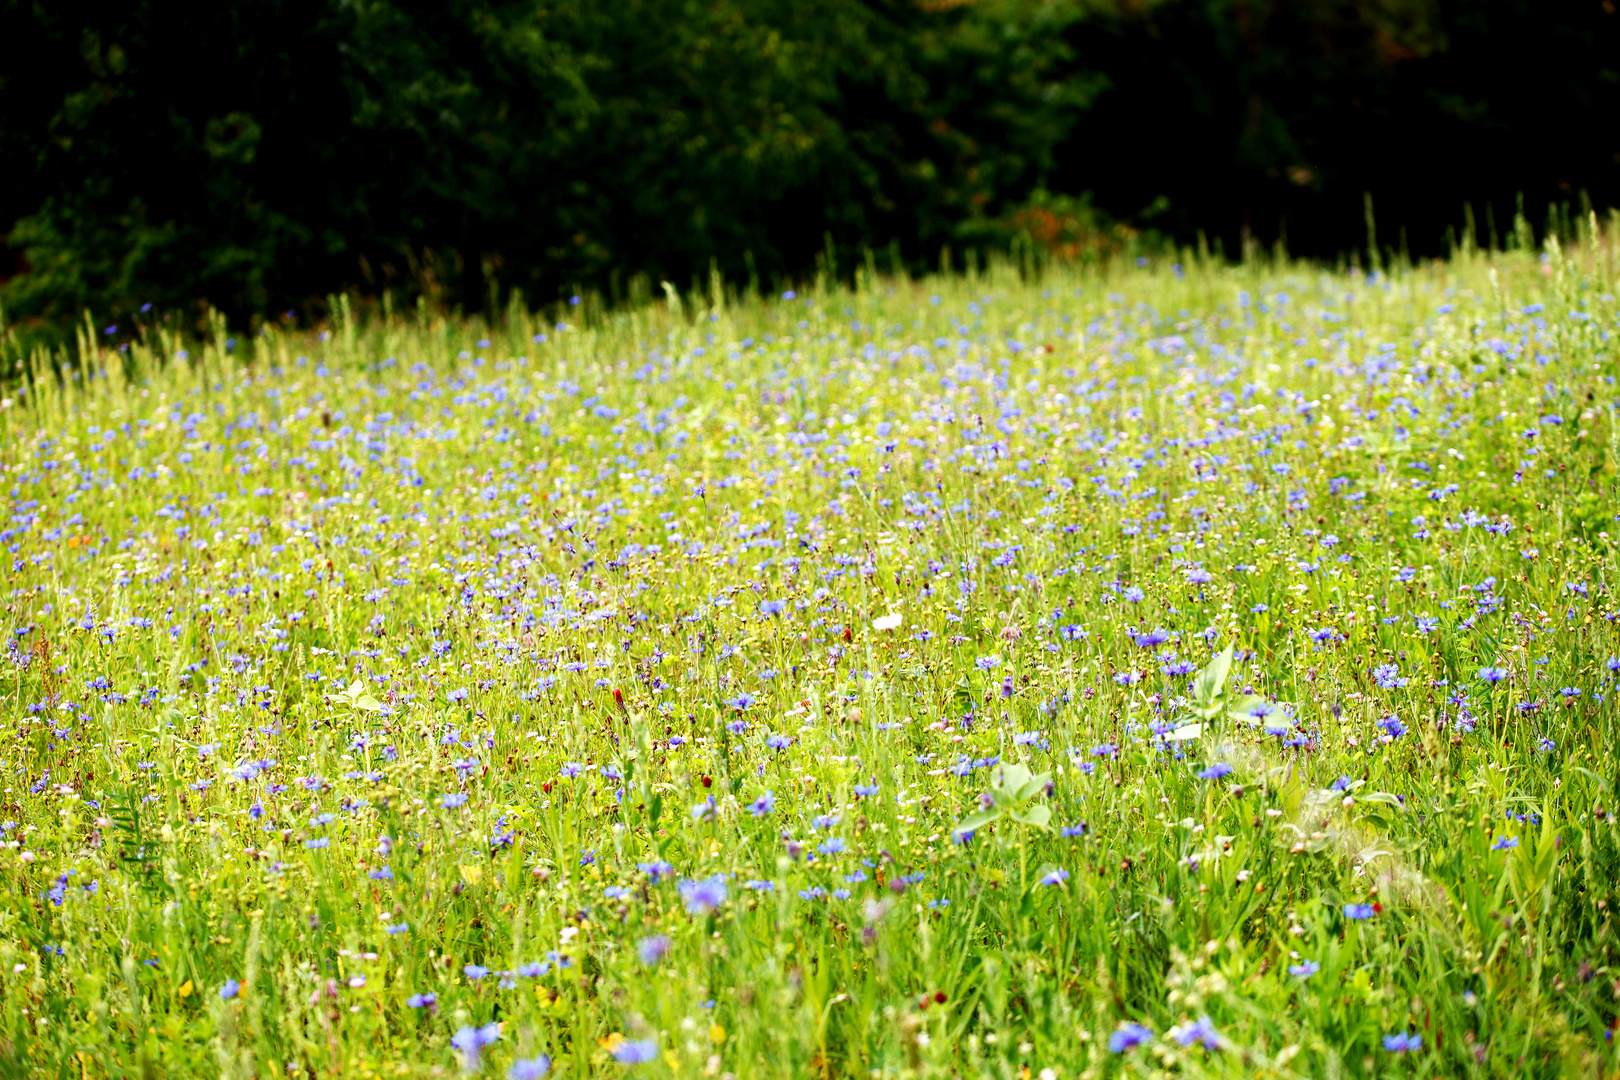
[2,0,1618,329]
[0,240,1617,1077]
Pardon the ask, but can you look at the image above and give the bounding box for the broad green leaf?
[1007,804,1051,830]
[1192,643,1234,706]
[995,763,1033,795]
[953,808,1000,835]
[1012,771,1052,802]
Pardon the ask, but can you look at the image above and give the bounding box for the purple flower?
[451,1022,501,1070]
[1197,762,1232,780]
[678,876,728,915]
[1287,960,1319,978]
[1109,1023,1153,1053]
[1478,666,1509,684]
[508,1057,551,1080]
[219,979,240,1000]
[1040,868,1069,886]
[1343,903,1375,920]
[1383,1032,1422,1053]
[748,791,775,816]
[1372,663,1407,689]
[1172,1015,1220,1050]
[637,934,671,966]
[611,1038,659,1064]
[636,860,674,883]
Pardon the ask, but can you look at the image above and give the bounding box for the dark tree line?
[2,0,1616,329]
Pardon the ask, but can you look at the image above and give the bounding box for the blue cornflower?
[452,1022,501,1070]
[219,979,241,1000]
[1343,903,1375,920]
[1383,1032,1422,1053]
[1197,762,1232,780]
[1109,1023,1153,1053]
[678,876,727,915]
[611,1038,659,1064]
[508,1056,551,1080]
[1172,1015,1220,1050]
[637,934,671,966]
[1287,960,1319,978]
[1372,663,1407,689]
[637,859,675,881]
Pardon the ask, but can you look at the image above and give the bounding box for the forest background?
[2,0,1617,340]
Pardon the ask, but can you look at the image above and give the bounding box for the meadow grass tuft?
[0,241,1618,1078]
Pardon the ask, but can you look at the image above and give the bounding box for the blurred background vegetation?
[2,0,1617,337]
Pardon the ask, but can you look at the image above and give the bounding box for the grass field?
[1,237,1618,1079]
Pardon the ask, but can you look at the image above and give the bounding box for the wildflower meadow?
[1,235,1618,1078]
